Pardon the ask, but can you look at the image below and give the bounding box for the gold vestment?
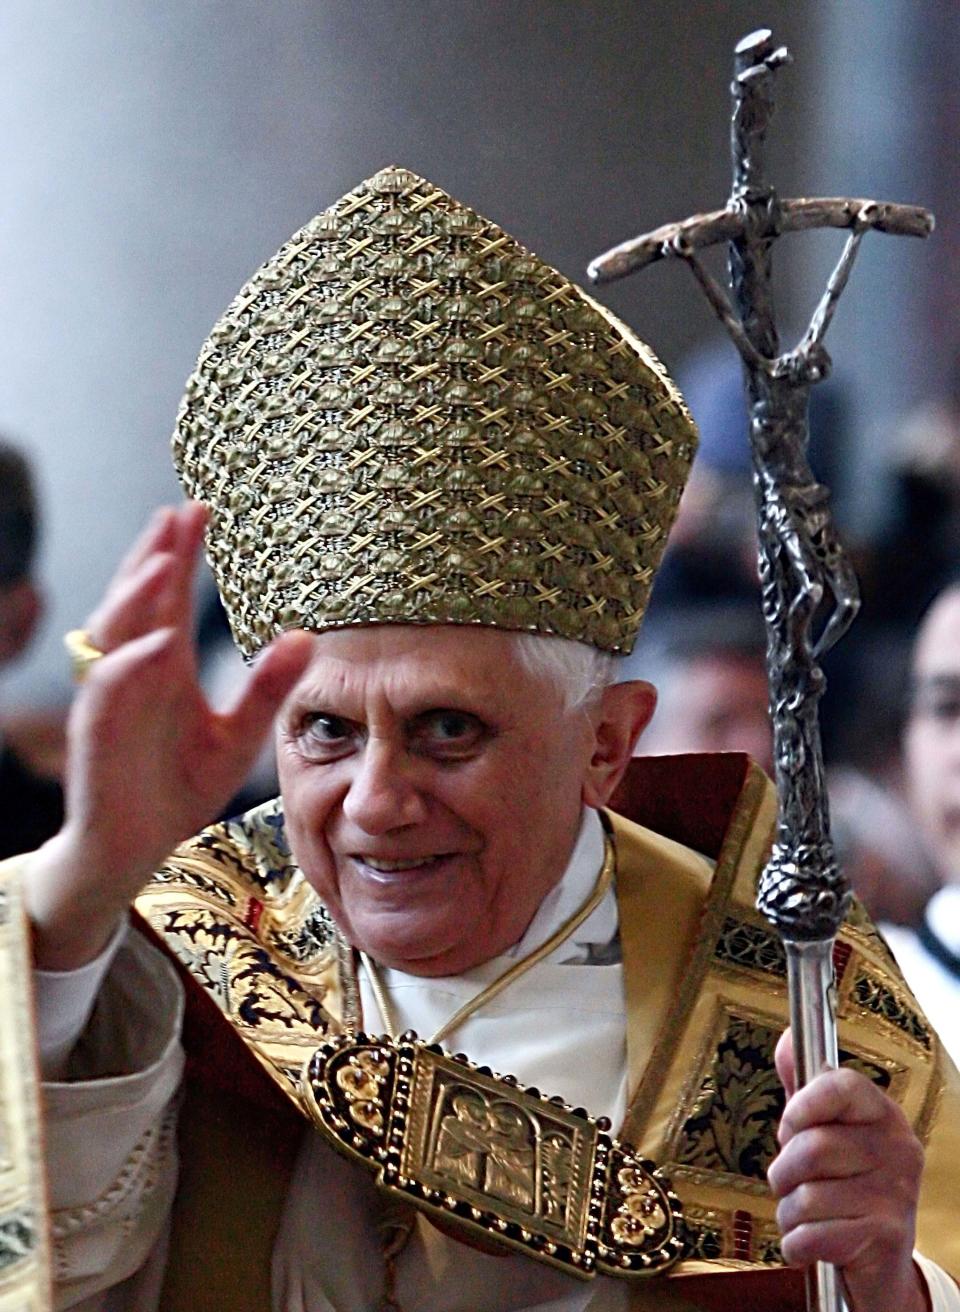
[133,753,960,1312]
[0,862,51,1311]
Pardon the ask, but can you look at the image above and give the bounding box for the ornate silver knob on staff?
[588,27,933,1312]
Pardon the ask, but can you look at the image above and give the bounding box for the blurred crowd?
[621,341,960,1059]
[0,444,63,859]
[3,337,960,1058]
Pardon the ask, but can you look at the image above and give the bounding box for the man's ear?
[582,680,657,809]
[0,580,41,665]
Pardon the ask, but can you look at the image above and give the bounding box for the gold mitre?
[173,166,697,657]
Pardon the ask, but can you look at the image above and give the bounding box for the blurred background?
[1,1,959,937]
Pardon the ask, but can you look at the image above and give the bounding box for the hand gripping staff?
[589,28,933,1312]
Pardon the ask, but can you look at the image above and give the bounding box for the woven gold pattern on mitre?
[173,166,697,656]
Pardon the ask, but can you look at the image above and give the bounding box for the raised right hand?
[26,502,314,970]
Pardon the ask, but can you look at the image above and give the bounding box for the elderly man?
[17,170,960,1312]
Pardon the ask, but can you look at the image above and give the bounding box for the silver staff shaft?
[785,940,848,1312]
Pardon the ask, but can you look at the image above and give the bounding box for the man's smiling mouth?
[352,854,450,874]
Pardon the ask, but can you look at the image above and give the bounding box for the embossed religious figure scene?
[432,1090,492,1190]
[1,21,959,1312]
[433,1092,536,1209]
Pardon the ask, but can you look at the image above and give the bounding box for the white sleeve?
[915,1253,960,1312]
[44,928,185,1311]
[34,919,127,1079]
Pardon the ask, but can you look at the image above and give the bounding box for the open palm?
[29,503,313,969]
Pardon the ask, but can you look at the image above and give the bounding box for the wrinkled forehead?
[285,623,551,707]
[307,622,527,666]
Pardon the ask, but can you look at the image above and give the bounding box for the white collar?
[504,807,616,963]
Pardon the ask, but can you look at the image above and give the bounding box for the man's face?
[904,589,960,882]
[276,626,608,976]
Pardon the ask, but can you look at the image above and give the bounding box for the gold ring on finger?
[64,629,106,683]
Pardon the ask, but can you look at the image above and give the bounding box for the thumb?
[775,1027,797,1100]
[224,629,315,746]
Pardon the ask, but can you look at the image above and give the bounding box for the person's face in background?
[904,588,960,883]
[0,575,40,667]
[642,649,773,776]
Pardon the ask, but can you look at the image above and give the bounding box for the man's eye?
[307,714,350,739]
[301,714,355,751]
[413,710,485,754]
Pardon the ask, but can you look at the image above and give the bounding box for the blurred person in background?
[829,767,940,929]
[861,353,960,631]
[649,347,758,610]
[0,440,63,857]
[631,604,941,930]
[883,584,960,1063]
[627,605,773,775]
[652,342,849,614]
[649,342,862,765]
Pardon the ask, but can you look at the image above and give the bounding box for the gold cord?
[360,832,615,1048]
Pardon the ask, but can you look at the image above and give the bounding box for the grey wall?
[803,1,948,532]
[0,0,935,704]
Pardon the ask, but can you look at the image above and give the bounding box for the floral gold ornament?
[173,166,697,657]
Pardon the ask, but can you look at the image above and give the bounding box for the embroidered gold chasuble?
[0,864,51,1310]
[133,753,960,1312]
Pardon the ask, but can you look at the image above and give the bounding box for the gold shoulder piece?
[140,801,692,1282]
[135,798,357,1106]
[611,766,946,1275]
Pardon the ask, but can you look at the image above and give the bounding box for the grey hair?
[507,631,620,712]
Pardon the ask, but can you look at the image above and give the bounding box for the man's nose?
[341,741,428,833]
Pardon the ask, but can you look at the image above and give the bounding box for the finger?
[775,1028,796,1099]
[778,1067,890,1146]
[219,630,315,749]
[83,505,187,646]
[154,502,209,633]
[779,1216,874,1270]
[78,625,180,706]
[769,1125,883,1197]
[776,1174,873,1234]
[86,551,177,650]
[172,500,209,557]
[110,506,179,586]
[61,625,189,875]
[69,627,182,759]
